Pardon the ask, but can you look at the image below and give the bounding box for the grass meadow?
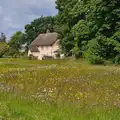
[0,58,120,120]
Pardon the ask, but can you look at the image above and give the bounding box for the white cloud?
[0,0,57,40]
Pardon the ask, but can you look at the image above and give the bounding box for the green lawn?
[0,58,120,120]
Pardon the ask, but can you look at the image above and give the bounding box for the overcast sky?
[0,0,57,39]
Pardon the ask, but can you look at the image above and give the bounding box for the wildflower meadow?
[0,58,120,120]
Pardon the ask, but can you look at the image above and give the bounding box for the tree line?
[0,0,120,64]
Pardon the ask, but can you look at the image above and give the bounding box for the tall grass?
[0,58,120,119]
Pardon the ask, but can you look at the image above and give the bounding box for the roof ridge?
[30,32,58,46]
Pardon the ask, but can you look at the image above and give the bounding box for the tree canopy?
[6,0,120,63]
[9,31,23,51]
[22,16,56,46]
[55,0,120,63]
[0,42,9,58]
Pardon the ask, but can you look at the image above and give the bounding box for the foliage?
[28,54,38,60]
[84,39,105,64]
[4,48,20,58]
[113,55,120,64]
[56,0,120,64]
[9,31,23,51]
[55,24,74,55]
[71,45,81,59]
[0,42,9,58]
[6,31,25,57]
[23,16,56,46]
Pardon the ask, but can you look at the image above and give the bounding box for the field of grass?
[0,58,120,120]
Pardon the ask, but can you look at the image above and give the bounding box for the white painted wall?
[28,41,59,60]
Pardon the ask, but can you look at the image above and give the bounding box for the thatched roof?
[29,46,39,52]
[30,32,58,46]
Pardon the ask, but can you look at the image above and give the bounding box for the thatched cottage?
[28,32,60,60]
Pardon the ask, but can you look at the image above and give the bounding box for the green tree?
[7,31,24,57]
[0,42,9,58]
[23,16,56,46]
[84,37,106,64]
[56,0,120,63]
[9,31,23,51]
[56,0,86,55]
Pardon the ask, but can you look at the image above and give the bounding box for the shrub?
[0,42,9,57]
[113,55,120,64]
[72,46,82,59]
[28,54,38,60]
[84,39,104,64]
[85,54,104,64]
[4,48,19,58]
[55,53,60,58]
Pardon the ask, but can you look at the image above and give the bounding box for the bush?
[113,55,120,64]
[4,48,19,58]
[0,42,9,57]
[85,54,104,64]
[84,39,104,64]
[72,46,82,59]
[55,53,60,58]
[28,54,38,60]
